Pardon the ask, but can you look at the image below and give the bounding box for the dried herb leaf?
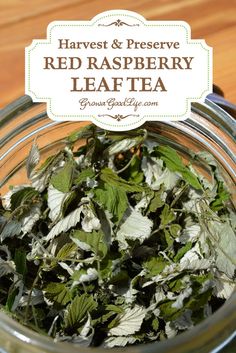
[71,229,107,259]
[65,294,97,329]
[155,146,202,190]
[51,160,74,193]
[100,168,144,193]
[109,306,146,336]
[45,282,71,306]
[26,141,40,178]
[46,206,84,241]
[94,183,128,223]
[0,125,235,348]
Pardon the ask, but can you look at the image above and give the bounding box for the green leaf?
[186,289,212,311]
[210,181,230,211]
[143,257,167,277]
[71,268,87,281]
[160,205,176,227]
[106,135,145,156]
[106,305,124,314]
[44,282,71,306]
[100,168,144,193]
[155,146,202,190]
[169,224,182,238]
[164,229,174,247]
[56,242,78,261]
[6,287,19,312]
[124,155,144,184]
[51,160,74,193]
[94,183,128,223]
[159,301,182,321]
[168,277,185,292]
[147,188,164,214]
[152,318,159,331]
[110,270,129,285]
[190,273,213,291]
[67,124,96,143]
[106,129,147,142]
[11,187,39,211]
[14,249,27,278]
[129,155,144,184]
[100,257,113,280]
[75,168,95,185]
[31,152,64,192]
[71,229,107,259]
[65,293,97,329]
[174,242,192,262]
[38,153,60,172]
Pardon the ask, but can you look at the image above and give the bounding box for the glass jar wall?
[0,95,235,353]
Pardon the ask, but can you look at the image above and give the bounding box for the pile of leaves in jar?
[0,125,236,348]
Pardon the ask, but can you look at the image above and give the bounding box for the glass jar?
[0,95,235,353]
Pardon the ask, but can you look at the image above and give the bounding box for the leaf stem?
[116,154,136,175]
[170,184,189,208]
[24,266,42,324]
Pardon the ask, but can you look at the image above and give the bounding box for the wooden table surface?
[0,0,236,109]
